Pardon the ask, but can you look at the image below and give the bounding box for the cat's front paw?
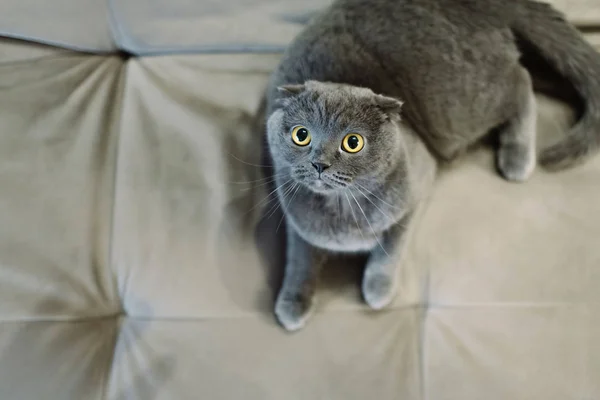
[362,272,396,310]
[275,291,314,331]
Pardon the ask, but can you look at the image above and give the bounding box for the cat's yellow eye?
[342,133,364,153]
[291,125,311,146]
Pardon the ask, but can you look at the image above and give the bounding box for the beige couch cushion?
[551,0,600,24]
[0,0,115,52]
[0,43,121,398]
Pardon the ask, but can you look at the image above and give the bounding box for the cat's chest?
[281,187,399,253]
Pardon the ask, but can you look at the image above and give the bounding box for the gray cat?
[265,0,600,331]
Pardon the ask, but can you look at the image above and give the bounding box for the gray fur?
[265,0,600,331]
[268,82,435,331]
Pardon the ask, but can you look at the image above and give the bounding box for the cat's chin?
[303,179,339,195]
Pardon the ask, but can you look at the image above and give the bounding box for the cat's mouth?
[307,178,334,192]
[291,168,352,193]
[302,175,352,194]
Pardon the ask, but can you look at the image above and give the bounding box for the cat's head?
[267,80,405,194]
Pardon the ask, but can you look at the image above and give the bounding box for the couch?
[1,1,599,399]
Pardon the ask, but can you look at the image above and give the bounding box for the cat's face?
[267,81,405,194]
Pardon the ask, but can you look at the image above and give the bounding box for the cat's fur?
[265,0,600,331]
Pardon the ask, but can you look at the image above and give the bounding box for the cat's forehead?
[302,81,376,107]
[283,84,385,130]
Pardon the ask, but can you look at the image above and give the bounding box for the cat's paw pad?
[275,292,314,331]
[362,273,396,310]
[497,144,536,182]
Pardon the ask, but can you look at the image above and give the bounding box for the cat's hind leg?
[497,68,537,182]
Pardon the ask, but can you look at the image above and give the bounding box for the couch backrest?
[0,0,598,55]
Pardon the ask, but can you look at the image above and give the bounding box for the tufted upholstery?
[1,1,600,399]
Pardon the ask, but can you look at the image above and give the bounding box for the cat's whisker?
[276,183,301,233]
[350,191,389,258]
[354,182,403,210]
[238,176,284,192]
[326,177,350,189]
[228,174,281,185]
[228,152,273,168]
[257,196,282,221]
[262,197,282,222]
[243,178,294,217]
[354,185,394,222]
[260,197,281,220]
[265,181,296,220]
[344,191,364,239]
[263,203,281,221]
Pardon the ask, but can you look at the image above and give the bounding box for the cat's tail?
[512,1,600,170]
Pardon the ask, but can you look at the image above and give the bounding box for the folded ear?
[374,94,403,115]
[277,84,306,97]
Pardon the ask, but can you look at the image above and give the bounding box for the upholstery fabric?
[1,1,600,399]
[0,0,598,53]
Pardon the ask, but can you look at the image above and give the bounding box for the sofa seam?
[100,315,123,400]
[105,0,127,53]
[101,52,129,400]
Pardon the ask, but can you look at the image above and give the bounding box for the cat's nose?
[311,162,331,174]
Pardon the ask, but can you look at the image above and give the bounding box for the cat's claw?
[275,292,314,331]
[362,273,396,310]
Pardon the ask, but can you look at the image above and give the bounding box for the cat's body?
[269,0,523,161]
[265,0,600,331]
